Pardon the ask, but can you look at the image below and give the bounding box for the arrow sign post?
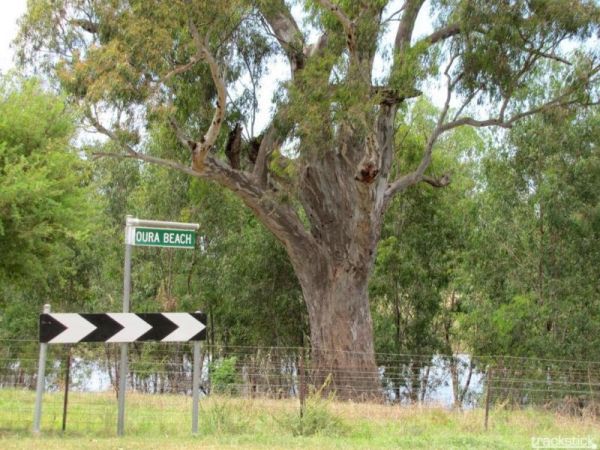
[33,304,50,434]
[35,309,206,436]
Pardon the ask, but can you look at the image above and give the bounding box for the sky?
[0,0,27,74]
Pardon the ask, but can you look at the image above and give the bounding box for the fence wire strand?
[1,340,599,435]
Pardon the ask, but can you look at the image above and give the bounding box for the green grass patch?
[0,389,598,449]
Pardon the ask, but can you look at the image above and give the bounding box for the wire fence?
[0,339,599,435]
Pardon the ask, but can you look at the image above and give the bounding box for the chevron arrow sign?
[39,313,207,344]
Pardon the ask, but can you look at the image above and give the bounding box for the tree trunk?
[285,121,392,401]
[299,262,381,400]
[449,356,461,409]
[409,360,422,404]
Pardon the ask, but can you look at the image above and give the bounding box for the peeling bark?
[297,257,380,399]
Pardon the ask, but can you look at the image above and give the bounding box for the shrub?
[209,356,240,395]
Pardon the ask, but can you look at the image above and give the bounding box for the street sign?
[126,227,196,248]
[39,312,207,344]
[124,218,200,249]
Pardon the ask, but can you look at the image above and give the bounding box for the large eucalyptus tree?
[18,0,600,395]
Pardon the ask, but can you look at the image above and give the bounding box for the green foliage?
[370,99,481,396]
[460,106,600,360]
[209,356,241,394]
[390,40,439,94]
[199,209,305,348]
[453,0,599,97]
[17,0,272,139]
[0,76,100,330]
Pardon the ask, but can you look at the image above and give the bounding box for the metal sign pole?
[118,215,133,436]
[33,304,51,434]
[192,323,201,435]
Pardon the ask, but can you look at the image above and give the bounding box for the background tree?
[0,75,100,381]
[460,106,600,361]
[370,98,480,403]
[17,0,600,395]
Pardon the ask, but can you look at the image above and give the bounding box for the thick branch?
[376,103,397,182]
[259,0,305,74]
[316,0,356,54]
[192,156,317,263]
[422,174,451,188]
[418,23,461,46]
[188,18,227,169]
[94,147,315,263]
[384,55,456,204]
[253,106,292,187]
[440,93,589,133]
[394,0,425,52]
[90,102,314,266]
[253,125,278,187]
[385,67,599,205]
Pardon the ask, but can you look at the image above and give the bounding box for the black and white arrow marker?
[39,312,206,344]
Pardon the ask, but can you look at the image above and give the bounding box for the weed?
[201,398,250,435]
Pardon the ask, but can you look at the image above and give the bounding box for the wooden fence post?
[299,348,306,418]
[62,347,72,432]
[484,366,493,431]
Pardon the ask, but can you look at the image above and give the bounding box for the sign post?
[118,215,133,436]
[191,309,204,435]
[33,304,50,434]
[118,217,200,436]
[192,332,201,435]
[62,347,71,432]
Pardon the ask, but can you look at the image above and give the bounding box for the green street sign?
[127,227,196,249]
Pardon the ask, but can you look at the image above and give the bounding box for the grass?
[0,389,598,449]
